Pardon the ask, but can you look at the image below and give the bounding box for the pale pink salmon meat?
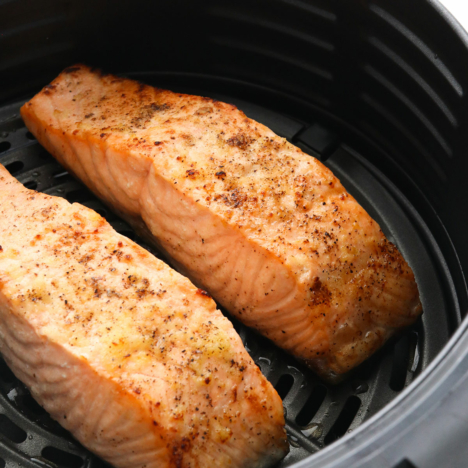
[0,164,287,468]
[21,65,423,379]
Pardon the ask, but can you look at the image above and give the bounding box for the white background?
[439,0,468,32]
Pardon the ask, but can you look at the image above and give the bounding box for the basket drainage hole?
[0,413,27,443]
[389,335,410,391]
[24,180,38,190]
[0,142,11,154]
[22,393,47,415]
[26,131,36,140]
[394,459,417,468]
[275,374,294,400]
[65,188,92,203]
[295,385,327,427]
[0,457,5,468]
[5,160,24,175]
[324,396,361,445]
[42,447,83,468]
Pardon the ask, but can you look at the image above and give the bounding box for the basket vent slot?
[5,160,24,175]
[324,396,361,445]
[389,335,410,391]
[295,385,327,427]
[41,447,83,468]
[0,414,26,443]
[24,180,38,190]
[0,142,11,154]
[274,374,294,400]
[21,393,47,416]
[65,188,92,204]
[394,459,417,468]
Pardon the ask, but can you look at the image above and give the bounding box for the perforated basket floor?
[0,74,460,468]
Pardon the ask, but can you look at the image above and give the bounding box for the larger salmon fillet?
[21,65,422,379]
[0,164,287,468]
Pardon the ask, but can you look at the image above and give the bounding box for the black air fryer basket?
[1,0,468,467]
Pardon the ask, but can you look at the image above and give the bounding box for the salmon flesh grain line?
[0,164,288,468]
[21,65,423,380]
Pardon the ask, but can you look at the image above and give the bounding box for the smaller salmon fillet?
[21,65,422,380]
[0,164,287,468]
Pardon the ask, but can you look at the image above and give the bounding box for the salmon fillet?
[0,164,287,468]
[21,65,422,379]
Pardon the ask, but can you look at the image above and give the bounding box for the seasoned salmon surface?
[21,65,422,379]
[0,164,287,468]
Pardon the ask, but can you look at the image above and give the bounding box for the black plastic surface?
[1,0,468,467]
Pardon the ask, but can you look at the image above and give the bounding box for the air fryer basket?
[0,1,467,467]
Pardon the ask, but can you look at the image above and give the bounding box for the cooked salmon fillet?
[0,164,287,468]
[21,65,422,379]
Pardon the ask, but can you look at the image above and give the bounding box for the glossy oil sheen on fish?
[0,164,287,468]
[21,65,423,380]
